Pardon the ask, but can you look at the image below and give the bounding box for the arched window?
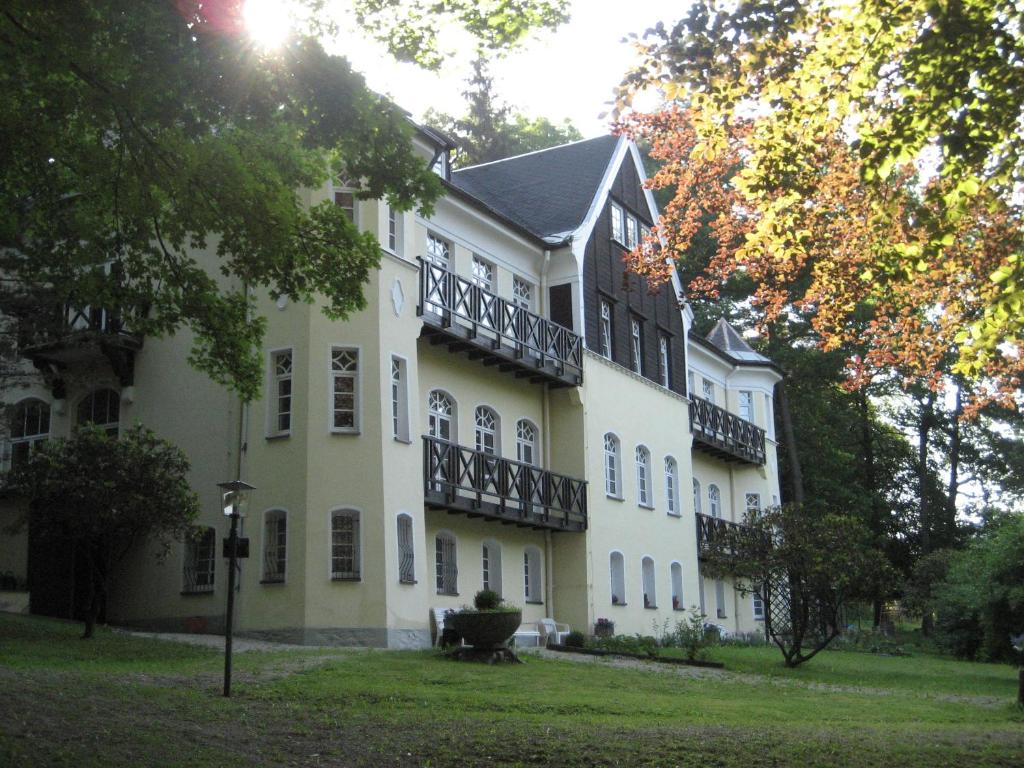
[435,531,458,595]
[482,539,502,596]
[604,433,620,497]
[262,510,287,583]
[9,398,50,470]
[183,526,216,594]
[474,406,499,455]
[524,546,542,603]
[692,478,702,516]
[671,562,684,611]
[77,388,119,436]
[642,556,656,608]
[516,419,538,466]
[397,514,415,584]
[330,509,361,580]
[427,390,455,442]
[664,456,679,516]
[709,484,722,519]
[609,551,626,605]
[635,445,652,507]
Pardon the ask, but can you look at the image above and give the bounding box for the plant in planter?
[447,590,522,661]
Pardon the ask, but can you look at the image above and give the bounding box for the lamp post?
[217,479,255,698]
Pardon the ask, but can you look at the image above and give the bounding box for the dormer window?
[610,202,624,243]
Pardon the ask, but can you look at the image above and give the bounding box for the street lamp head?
[217,479,256,517]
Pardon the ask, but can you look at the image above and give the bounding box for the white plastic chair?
[431,607,450,647]
[538,617,570,647]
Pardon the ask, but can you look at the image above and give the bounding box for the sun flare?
[242,0,291,50]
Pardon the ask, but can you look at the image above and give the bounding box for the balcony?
[417,258,582,388]
[695,512,743,558]
[18,304,143,386]
[689,396,766,466]
[422,436,587,533]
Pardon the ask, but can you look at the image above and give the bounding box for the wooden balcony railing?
[423,436,587,532]
[695,512,743,557]
[417,257,583,387]
[689,396,767,465]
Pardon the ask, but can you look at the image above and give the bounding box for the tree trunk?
[776,382,804,505]
[859,391,884,628]
[917,393,935,636]
[944,383,962,548]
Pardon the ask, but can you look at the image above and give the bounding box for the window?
[474,406,499,455]
[385,204,401,252]
[512,277,532,310]
[641,223,652,244]
[630,317,642,373]
[183,527,215,594]
[687,370,695,396]
[330,347,359,432]
[516,419,538,466]
[658,335,671,388]
[599,301,613,359]
[610,201,624,243]
[765,392,775,438]
[702,378,715,404]
[426,232,451,268]
[625,214,637,249]
[270,350,292,436]
[746,493,761,518]
[609,551,626,605]
[603,433,620,497]
[390,356,409,441]
[709,484,722,519]
[330,510,361,580]
[524,546,542,603]
[715,579,727,619]
[739,390,754,422]
[671,562,684,610]
[482,540,502,596]
[397,514,415,584]
[262,510,286,583]
[8,399,49,470]
[334,181,357,223]
[693,478,702,515]
[77,389,119,436]
[753,591,765,621]
[435,531,458,595]
[427,390,455,442]
[635,445,652,507]
[471,255,494,292]
[664,456,679,516]
[641,556,656,608]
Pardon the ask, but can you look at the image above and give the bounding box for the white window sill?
[666,511,681,518]
[393,436,413,445]
[639,503,655,511]
[330,428,361,436]
[606,493,624,502]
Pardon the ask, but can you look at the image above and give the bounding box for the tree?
[704,504,890,667]
[8,424,200,638]
[621,2,1024,406]
[425,57,582,168]
[0,0,568,400]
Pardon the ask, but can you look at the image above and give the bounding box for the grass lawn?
[1,614,1022,767]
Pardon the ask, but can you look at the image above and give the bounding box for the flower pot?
[450,609,522,649]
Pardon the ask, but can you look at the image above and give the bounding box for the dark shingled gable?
[450,135,621,242]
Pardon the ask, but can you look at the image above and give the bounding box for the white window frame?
[512,277,533,310]
[610,550,626,605]
[746,493,762,519]
[7,398,50,472]
[709,484,722,519]
[635,445,652,508]
[385,204,401,253]
[183,526,216,594]
[765,392,775,439]
[426,232,451,269]
[630,317,642,373]
[753,590,765,621]
[702,378,715,404]
[427,389,456,443]
[390,355,410,442]
[600,300,613,359]
[268,348,293,438]
[625,214,638,249]
[435,531,458,596]
[330,346,360,434]
[330,508,361,581]
[610,201,624,243]
[687,370,695,397]
[739,390,754,422]
[524,546,542,604]
[474,405,500,456]
[604,433,621,498]
[693,478,702,516]
[471,255,494,292]
[658,334,671,388]
[516,419,539,466]
[76,388,120,437]
[333,180,358,225]
[664,456,679,516]
[262,509,287,584]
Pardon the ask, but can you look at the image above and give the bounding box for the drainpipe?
[539,250,555,614]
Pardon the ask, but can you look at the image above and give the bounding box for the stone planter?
[450,609,522,649]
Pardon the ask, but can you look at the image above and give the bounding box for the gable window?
[709,484,722,519]
[693,478,702,515]
[671,562,684,610]
[609,551,626,605]
[630,317,642,374]
[524,546,542,604]
[262,510,287,584]
[658,334,671,388]
[512,277,532,310]
[625,215,637,249]
[270,349,292,436]
[739,390,754,422]
[474,406,499,455]
[435,531,458,595]
[77,389,120,437]
[641,556,656,608]
[610,201,624,243]
[330,509,361,580]
[426,232,451,269]
[471,255,494,292]
[8,398,50,470]
[604,433,621,498]
[664,456,679,516]
[482,540,502,596]
[702,378,715,404]
[635,445,652,508]
[516,419,538,466]
[330,347,359,433]
[599,300,613,359]
[397,514,415,584]
[391,356,409,442]
[183,527,216,594]
[386,204,401,252]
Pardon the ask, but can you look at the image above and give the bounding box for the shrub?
[654,608,717,660]
[473,589,503,611]
[592,633,659,657]
[564,630,586,648]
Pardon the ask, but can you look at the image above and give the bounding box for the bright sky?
[324,1,690,137]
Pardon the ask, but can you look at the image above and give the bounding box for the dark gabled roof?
[449,135,621,244]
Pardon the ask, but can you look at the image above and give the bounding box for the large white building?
[0,128,782,647]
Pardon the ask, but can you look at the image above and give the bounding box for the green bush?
[592,633,659,657]
[472,589,503,611]
[564,630,586,648]
[653,608,718,660]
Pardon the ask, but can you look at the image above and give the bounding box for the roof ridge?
[453,134,616,173]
